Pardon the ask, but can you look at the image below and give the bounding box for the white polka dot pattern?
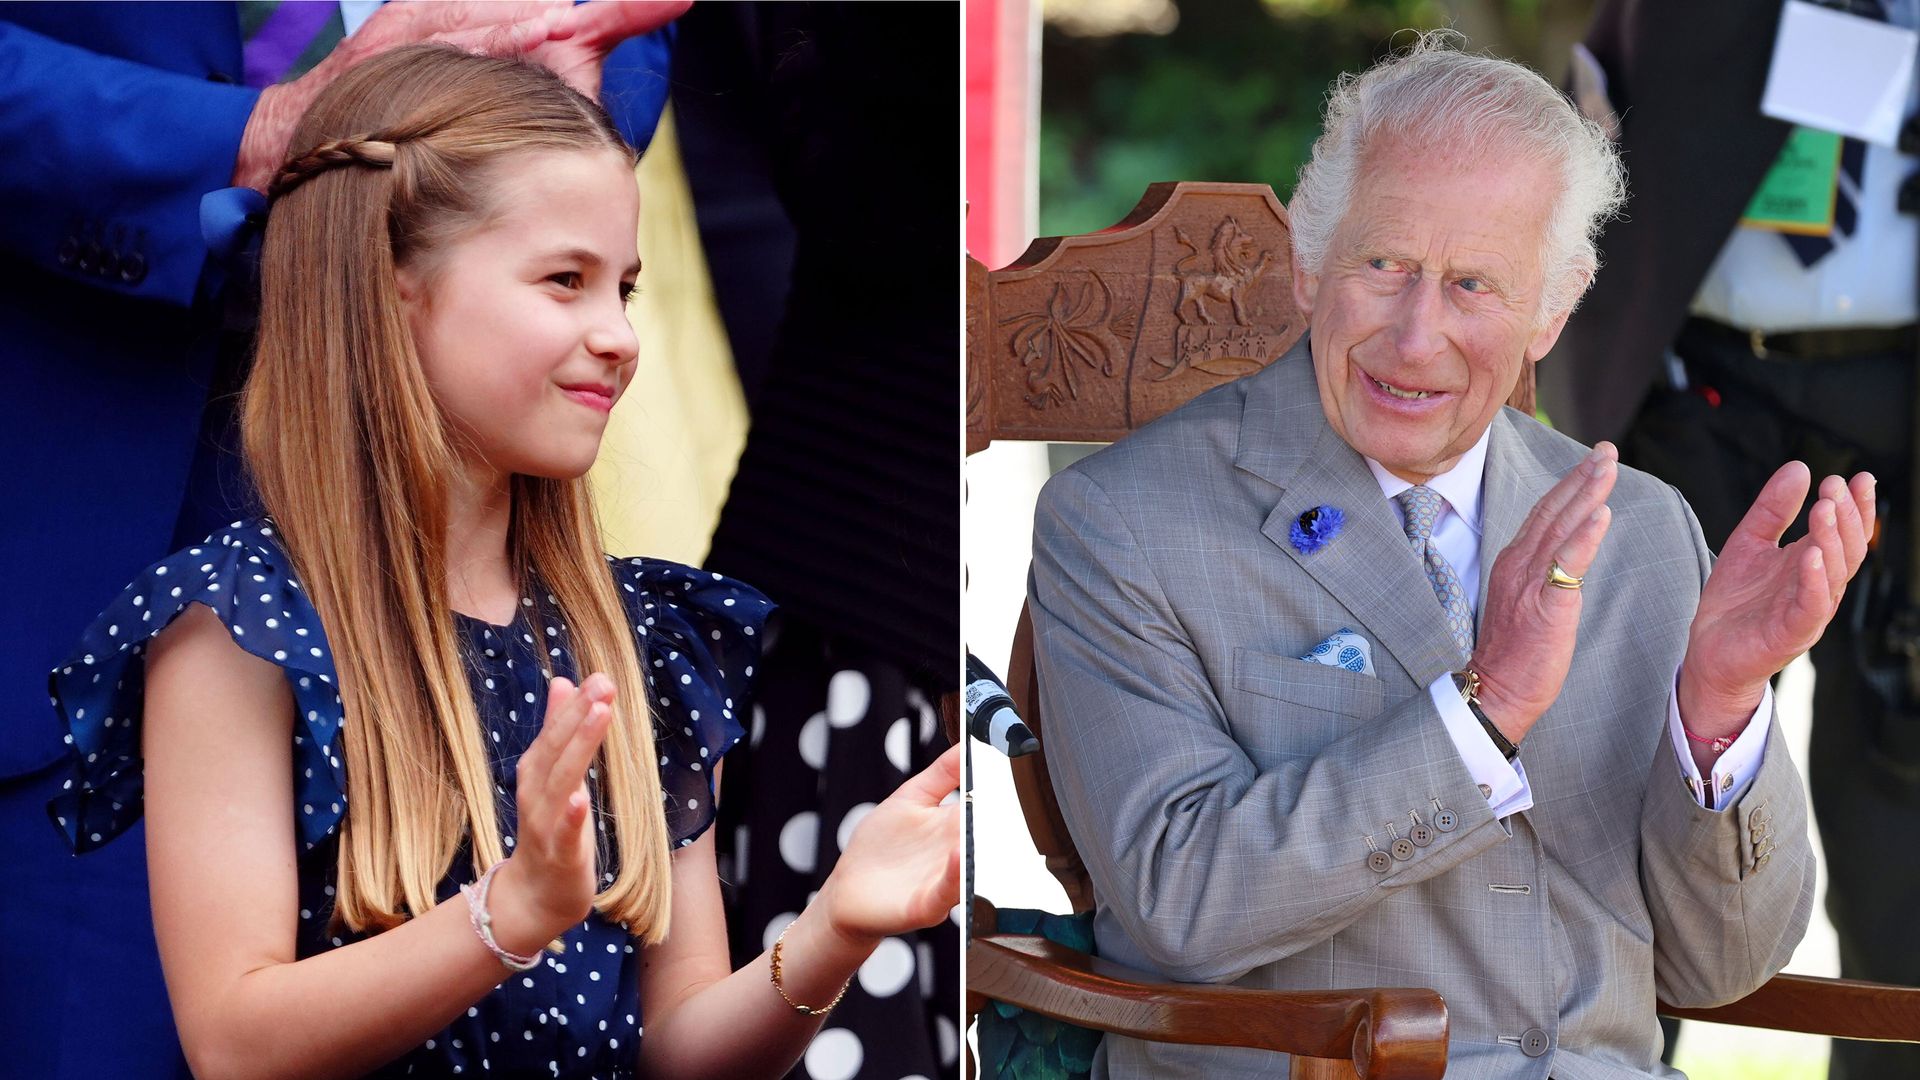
[602,552,772,847]
[48,521,348,853]
[44,517,777,1077]
[47,519,772,858]
[803,1027,864,1080]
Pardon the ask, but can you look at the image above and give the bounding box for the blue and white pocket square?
[1297,627,1375,676]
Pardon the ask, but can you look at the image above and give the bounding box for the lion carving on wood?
[1173,216,1275,327]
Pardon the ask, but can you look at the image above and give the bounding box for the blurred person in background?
[1544,3,1920,1075]
[672,4,964,1077]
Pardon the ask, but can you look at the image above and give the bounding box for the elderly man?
[1029,35,1876,1078]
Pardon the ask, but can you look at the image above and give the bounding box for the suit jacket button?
[1410,823,1435,847]
[119,252,147,285]
[1391,838,1415,861]
[1434,809,1458,832]
[78,241,101,273]
[1367,851,1392,873]
[56,238,77,267]
[1520,1028,1550,1057]
[98,250,120,279]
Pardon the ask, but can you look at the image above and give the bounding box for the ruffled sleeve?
[47,519,350,855]
[607,555,775,846]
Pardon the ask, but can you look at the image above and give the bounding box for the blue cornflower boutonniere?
[1289,505,1344,555]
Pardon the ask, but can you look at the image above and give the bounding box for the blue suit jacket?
[0,5,669,1075]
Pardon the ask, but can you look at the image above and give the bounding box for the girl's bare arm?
[630,825,870,1079]
[142,604,603,1080]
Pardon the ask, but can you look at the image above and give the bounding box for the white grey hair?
[1286,30,1627,322]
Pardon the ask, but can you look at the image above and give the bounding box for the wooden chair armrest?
[1662,973,1920,1041]
[969,932,1448,1079]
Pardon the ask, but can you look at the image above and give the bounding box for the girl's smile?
[559,384,615,413]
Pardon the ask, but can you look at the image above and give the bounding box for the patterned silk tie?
[1396,486,1475,655]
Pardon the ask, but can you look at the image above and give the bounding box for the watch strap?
[1467,697,1520,761]
[1455,669,1520,762]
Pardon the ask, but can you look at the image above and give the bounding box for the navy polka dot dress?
[46,518,774,1078]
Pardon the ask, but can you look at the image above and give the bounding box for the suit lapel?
[1234,340,1469,687]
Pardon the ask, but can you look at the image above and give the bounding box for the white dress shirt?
[1690,0,1920,333]
[1365,428,1771,818]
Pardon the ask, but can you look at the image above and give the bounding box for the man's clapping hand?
[1468,442,1619,744]
[1467,448,1875,764]
[1677,464,1876,756]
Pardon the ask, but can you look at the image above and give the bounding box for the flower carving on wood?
[999,271,1117,409]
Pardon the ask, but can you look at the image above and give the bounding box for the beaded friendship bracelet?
[461,862,544,973]
[770,922,851,1016]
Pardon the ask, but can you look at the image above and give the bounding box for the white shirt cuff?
[1667,665,1772,811]
[1428,673,1533,819]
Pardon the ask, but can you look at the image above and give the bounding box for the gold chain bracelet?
[770,922,852,1016]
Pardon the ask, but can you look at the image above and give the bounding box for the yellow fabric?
[589,107,750,566]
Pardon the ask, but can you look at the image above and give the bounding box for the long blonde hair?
[240,45,674,942]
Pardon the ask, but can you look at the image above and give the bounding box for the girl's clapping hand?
[815,744,963,949]
[495,673,616,939]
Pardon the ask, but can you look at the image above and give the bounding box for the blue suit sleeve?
[598,25,673,153]
[0,21,260,307]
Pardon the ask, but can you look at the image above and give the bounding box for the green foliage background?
[1036,0,1582,237]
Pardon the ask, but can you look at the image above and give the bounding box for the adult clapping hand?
[1470,445,1877,775]
[1468,441,1620,746]
[1676,464,1877,771]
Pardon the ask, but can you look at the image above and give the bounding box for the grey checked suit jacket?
[1028,339,1817,1079]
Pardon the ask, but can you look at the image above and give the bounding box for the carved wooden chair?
[964,182,1920,1079]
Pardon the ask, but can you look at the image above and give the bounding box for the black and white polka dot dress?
[46,518,773,1078]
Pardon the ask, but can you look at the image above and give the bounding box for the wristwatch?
[1455,668,1520,761]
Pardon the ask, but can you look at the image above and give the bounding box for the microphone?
[965,652,1039,758]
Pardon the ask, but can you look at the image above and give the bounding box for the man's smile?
[1355,362,1452,410]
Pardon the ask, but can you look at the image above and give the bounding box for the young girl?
[47,45,959,1080]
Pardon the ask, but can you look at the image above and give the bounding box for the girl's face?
[397,148,642,483]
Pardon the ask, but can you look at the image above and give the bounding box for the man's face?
[1292,135,1573,483]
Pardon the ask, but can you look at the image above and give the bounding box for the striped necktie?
[1396,486,1476,656]
[1782,0,1886,267]
[240,1,347,88]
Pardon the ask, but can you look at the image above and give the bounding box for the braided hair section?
[267,135,400,203]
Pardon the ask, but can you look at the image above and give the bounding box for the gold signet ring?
[1546,560,1585,590]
